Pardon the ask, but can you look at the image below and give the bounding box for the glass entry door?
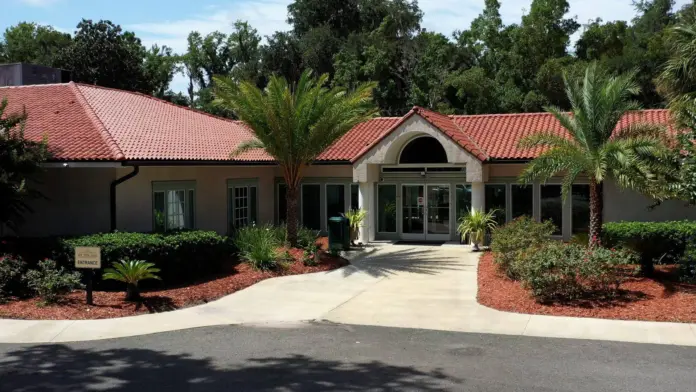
[401,184,450,241]
[427,185,450,240]
[402,185,425,240]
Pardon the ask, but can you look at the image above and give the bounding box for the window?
[378,184,397,232]
[326,184,346,225]
[350,184,360,210]
[228,180,258,231]
[456,184,472,222]
[485,184,507,225]
[302,184,322,230]
[541,185,563,235]
[511,185,533,219]
[572,184,590,234]
[152,182,196,232]
[399,136,448,164]
[277,184,287,224]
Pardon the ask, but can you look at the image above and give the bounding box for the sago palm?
[519,63,673,244]
[457,208,498,251]
[102,259,161,301]
[214,70,378,246]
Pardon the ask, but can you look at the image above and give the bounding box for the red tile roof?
[450,110,675,160]
[0,83,675,163]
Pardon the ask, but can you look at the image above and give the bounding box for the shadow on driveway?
[344,247,471,278]
[0,344,459,391]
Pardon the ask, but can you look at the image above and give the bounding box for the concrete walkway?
[2,243,696,345]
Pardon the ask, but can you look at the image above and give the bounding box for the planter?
[349,227,359,245]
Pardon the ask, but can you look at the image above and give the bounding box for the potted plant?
[457,209,498,251]
[342,209,367,246]
[103,259,161,301]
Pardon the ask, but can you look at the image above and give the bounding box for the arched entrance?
[390,136,454,241]
[399,136,448,164]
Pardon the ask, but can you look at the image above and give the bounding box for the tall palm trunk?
[588,179,604,246]
[286,184,299,246]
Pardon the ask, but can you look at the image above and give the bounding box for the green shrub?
[296,226,319,250]
[25,259,83,304]
[678,242,696,284]
[517,243,633,302]
[58,231,231,282]
[0,254,27,301]
[490,217,555,278]
[303,245,320,266]
[602,221,696,273]
[233,225,281,271]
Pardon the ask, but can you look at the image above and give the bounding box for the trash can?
[328,216,350,251]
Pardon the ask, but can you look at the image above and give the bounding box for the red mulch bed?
[478,252,696,323]
[0,238,348,320]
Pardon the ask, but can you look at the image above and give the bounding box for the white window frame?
[377,183,398,234]
[152,181,196,232]
[227,179,259,231]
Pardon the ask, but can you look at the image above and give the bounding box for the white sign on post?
[417,197,424,206]
[75,247,101,269]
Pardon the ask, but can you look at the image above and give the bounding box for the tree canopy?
[1,0,694,116]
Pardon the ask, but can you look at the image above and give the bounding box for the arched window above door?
[399,136,448,164]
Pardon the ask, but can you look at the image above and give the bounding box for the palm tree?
[656,23,696,203]
[213,71,378,246]
[656,24,696,130]
[518,63,672,244]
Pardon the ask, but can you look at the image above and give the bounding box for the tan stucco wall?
[272,164,353,179]
[115,165,277,234]
[11,168,116,237]
[603,180,696,222]
[488,163,525,179]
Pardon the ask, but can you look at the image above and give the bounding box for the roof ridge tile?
[70,83,125,160]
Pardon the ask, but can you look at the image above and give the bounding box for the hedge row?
[56,231,233,281]
[602,221,696,270]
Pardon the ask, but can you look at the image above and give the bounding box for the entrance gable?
[352,109,486,182]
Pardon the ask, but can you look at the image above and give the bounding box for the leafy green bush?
[233,225,281,271]
[58,231,231,282]
[490,217,555,278]
[602,221,696,273]
[303,245,320,266]
[294,226,318,250]
[0,254,27,301]
[678,242,696,284]
[24,259,83,304]
[517,243,634,302]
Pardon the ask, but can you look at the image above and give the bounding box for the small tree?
[0,99,49,234]
[656,23,696,203]
[213,70,377,246]
[518,63,673,246]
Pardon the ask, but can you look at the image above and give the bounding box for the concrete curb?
[2,245,696,346]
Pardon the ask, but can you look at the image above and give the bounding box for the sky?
[2,0,692,93]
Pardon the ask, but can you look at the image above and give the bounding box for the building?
[1,82,694,242]
[0,63,71,87]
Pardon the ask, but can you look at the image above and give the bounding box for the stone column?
[358,182,375,243]
[471,181,485,212]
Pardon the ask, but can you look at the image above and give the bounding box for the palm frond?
[230,139,266,158]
